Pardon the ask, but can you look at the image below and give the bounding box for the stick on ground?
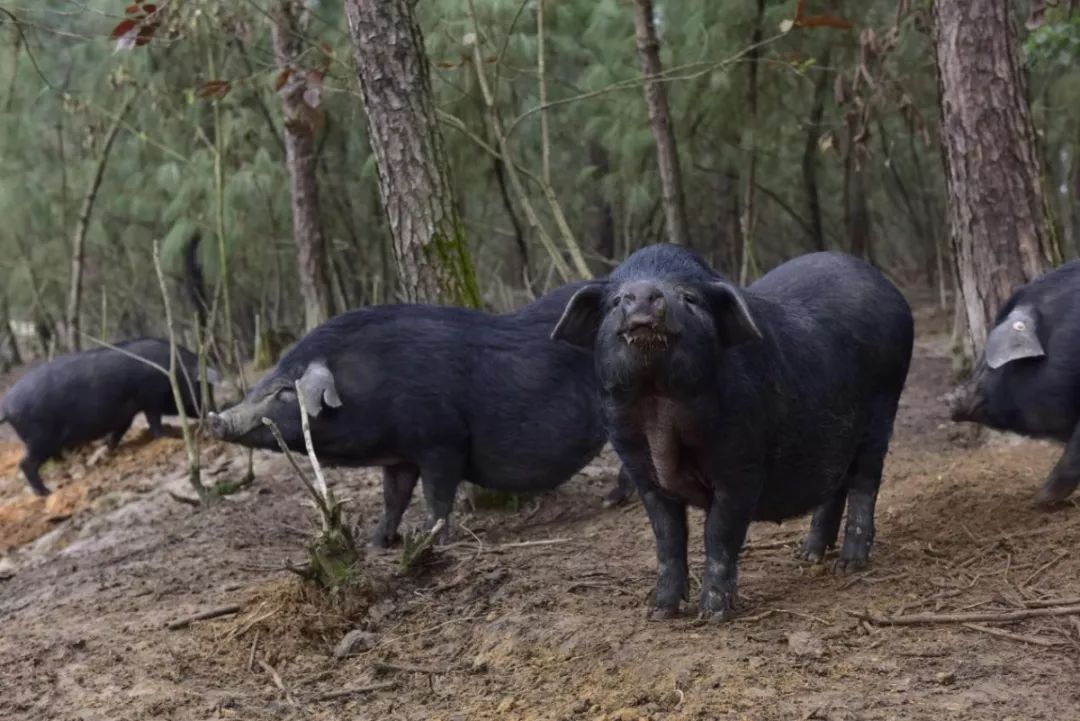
[858,603,1080,626]
[311,682,396,703]
[166,604,242,630]
[962,623,1065,647]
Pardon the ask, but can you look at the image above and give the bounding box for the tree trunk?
[932,0,1051,356]
[632,0,690,247]
[844,148,870,261]
[802,47,831,253]
[739,0,766,284]
[272,0,332,331]
[344,0,481,308]
[586,143,616,274]
[66,96,132,351]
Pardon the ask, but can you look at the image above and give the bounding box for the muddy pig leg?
[800,487,848,564]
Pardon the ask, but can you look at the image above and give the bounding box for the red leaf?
[135,22,159,46]
[274,68,293,92]
[143,3,157,12]
[319,42,334,56]
[197,80,232,99]
[125,4,140,13]
[110,18,138,40]
[796,14,855,29]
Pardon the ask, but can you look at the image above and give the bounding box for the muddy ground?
[1,305,1079,721]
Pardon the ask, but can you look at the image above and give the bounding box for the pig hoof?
[798,541,827,564]
[834,556,869,575]
[647,605,680,621]
[602,487,631,509]
[1035,480,1078,508]
[700,587,737,620]
[371,533,401,549]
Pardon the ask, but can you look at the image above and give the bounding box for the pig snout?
[946,376,983,423]
[207,411,228,439]
[619,281,671,346]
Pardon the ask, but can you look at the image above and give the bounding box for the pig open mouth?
[620,327,673,350]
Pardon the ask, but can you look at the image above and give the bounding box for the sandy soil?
[1,305,1079,721]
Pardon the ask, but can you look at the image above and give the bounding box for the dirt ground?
[2,304,1080,721]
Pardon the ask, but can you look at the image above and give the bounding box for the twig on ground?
[167,491,202,507]
[857,603,1080,626]
[735,609,777,624]
[742,537,798,552]
[374,661,448,675]
[962,623,1065,647]
[445,537,571,554]
[1024,596,1080,608]
[258,659,296,705]
[1020,550,1069,589]
[248,630,260,673]
[166,604,242,630]
[310,682,396,703]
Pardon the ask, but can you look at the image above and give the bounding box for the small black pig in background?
[950,260,1080,505]
[0,338,218,496]
[553,244,913,620]
[209,282,633,547]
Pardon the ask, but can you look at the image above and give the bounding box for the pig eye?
[680,292,700,307]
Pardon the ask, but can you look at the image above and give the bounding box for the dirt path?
[1,308,1079,721]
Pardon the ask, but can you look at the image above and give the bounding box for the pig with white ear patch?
[209,285,636,547]
[950,260,1080,505]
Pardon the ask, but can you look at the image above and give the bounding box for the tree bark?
[272,0,332,331]
[344,0,481,308]
[802,48,831,253]
[66,96,132,351]
[932,0,1051,356]
[632,0,690,247]
[739,0,766,283]
[586,143,616,273]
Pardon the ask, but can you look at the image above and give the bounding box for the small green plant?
[398,519,445,576]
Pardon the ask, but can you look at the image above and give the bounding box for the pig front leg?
[417,449,466,545]
[700,480,758,621]
[612,434,687,619]
[1037,423,1080,506]
[371,463,420,548]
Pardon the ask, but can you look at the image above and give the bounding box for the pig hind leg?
[19,439,59,497]
[800,487,847,564]
[108,413,139,450]
[1036,423,1080,505]
[602,466,637,509]
[145,412,164,439]
[371,463,420,548]
[836,398,898,573]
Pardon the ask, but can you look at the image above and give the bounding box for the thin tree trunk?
[739,0,766,283]
[344,0,481,308]
[802,47,831,253]
[272,0,332,331]
[586,143,616,273]
[932,0,1051,356]
[1072,121,1080,258]
[65,95,133,351]
[632,0,690,247]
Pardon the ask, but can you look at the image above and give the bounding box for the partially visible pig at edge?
[949,260,1080,505]
[0,337,219,496]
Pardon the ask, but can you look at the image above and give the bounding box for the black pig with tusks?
[208,283,633,546]
[0,338,218,496]
[552,245,913,620]
[950,260,1080,505]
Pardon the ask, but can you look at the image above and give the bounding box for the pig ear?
[297,360,343,417]
[551,283,607,348]
[703,281,763,347]
[985,307,1045,369]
